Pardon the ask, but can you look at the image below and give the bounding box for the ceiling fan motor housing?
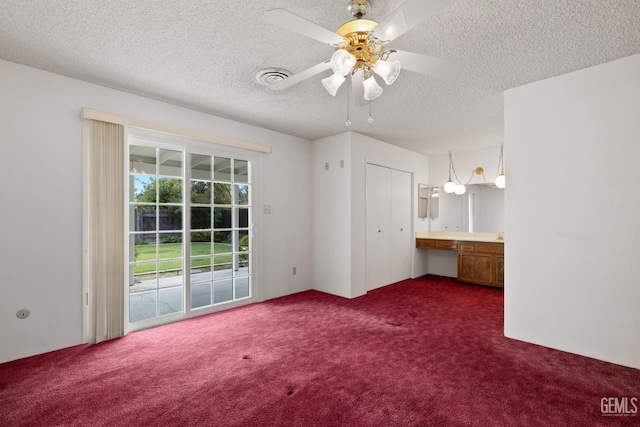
[336,19,383,72]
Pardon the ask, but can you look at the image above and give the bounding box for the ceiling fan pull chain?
[346,74,352,127]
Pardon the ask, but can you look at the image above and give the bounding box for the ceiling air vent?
[255,68,293,86]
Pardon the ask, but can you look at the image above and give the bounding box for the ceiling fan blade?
[372,0,454,42]
[268,61,332,91]
[263,9,344,46]
[392,50,463,80]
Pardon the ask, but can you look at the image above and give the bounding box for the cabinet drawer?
[416,239,457,250]
[416,239,437,249]
[458,243,476,252]
[476,243,504,254]
[436,241,457,250]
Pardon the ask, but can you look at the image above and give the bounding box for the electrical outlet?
[292,267,297,275]
[16,308,30,319]
[263,205,272,215]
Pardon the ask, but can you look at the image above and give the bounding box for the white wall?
[311,132,430,298]
[504,53,640,369]
[0,59,312,363]
[311,134,352,298]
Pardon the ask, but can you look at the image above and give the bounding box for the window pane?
[214,231,232,253]
[191,259,212,283]
[130,234,156,262]
[214,207,231,229]
[236,230,249,252]
[159,149,182,177]
[130,290,157,323]
[158,233,183,259]
[133,261,158,277]
[191,231,211,255]
[234,254,250,277]
[235,277,250,299]
[159,259,184,277]
[130,145,156,174]
[233,159,249,183]
[191,181,211,204]
[213,279,233,304]
[213,258,232,280]
[190,154,211,181]
[214,157,231,182]
[234,184,249,206]
[235,208,249,228]
[159,207,182,231]
[191,207,211,230]
[131,205,156,232]
[214,183,232,205]
[159,287,183,315]
[131,175,156,203]
[191,282,212,309]
[158,178,182,203]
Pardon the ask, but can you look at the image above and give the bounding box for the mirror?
[418,184,439,219]
[434,184,504,233]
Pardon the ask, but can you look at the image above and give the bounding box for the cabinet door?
[496,255,504,286]
[458,252,494,285]
[365,164,391,291]
[390,169,412,283]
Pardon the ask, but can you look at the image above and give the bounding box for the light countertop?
[416,231,504,243]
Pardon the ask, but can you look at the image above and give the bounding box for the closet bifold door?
[365,164,412,292]
[390,169,412,284]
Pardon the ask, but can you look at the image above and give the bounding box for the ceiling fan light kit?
[321,72,347,96]
[263,0,462,125]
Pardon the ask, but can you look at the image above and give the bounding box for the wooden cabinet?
[458,252,494,285]
[416,238,504,288]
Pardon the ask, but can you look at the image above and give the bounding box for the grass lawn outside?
[133,242,244,274]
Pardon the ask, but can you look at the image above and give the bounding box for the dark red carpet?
[1,275,638,426]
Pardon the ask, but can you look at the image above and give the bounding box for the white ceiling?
[1,1,640,155]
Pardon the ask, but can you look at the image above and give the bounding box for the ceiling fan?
[263,0,462,123]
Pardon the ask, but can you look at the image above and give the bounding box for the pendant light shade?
[443,180,457,194]
[454,184,466,195]
[373,60,401,85]
[495,172,505,189]
[363,74,383,100]
[330,49,357,76]
[322,73,347,96]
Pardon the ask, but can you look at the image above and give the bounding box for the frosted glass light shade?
[373,60,401,85]
[322,72,346,96]
[495,172,505,189]
[363,74,383,100]
[330,49,356,76]
[454,184,466,195]
[443,180,456,194]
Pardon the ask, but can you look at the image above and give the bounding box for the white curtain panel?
[86,120,125,343]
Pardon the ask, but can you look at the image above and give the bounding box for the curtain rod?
[82,108,272,154]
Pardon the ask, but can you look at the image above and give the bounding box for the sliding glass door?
[127,138,253,329]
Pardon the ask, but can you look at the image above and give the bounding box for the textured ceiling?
[1,0,640,154]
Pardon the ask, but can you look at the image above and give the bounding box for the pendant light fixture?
[443,151,457,194]
[443,145,506,194]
